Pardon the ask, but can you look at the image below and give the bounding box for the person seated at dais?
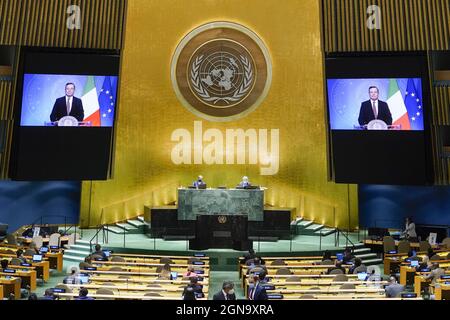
[192,175,206,188]
[238,176,251,188]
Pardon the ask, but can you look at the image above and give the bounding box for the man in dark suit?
[248,275,268,300]
[358,86,392,126]
[182,277,204,298]
[50,82,84,123]
[213,281,236,300]
[192,175,206,189]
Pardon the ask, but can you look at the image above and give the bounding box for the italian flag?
[81,76,100,126]
[386,79,410,130]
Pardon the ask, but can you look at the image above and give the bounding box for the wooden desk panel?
[45,252,64,271]
[0,270,36,291]
[0,277,22,300]
[434,284,450,300]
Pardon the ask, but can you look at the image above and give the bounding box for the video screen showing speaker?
[10,48,120,180]
[325,53,433,185]
[327,78,424,131]
[20,74,117,127]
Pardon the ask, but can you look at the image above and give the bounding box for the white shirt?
[66,96,73,114]
[371,99,378,117]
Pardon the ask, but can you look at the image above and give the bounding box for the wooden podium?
[189,214,252,251]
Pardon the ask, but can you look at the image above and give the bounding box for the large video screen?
[10,48,120,181]
[21,74,118,127]
[327,78,424,131]
[325,53,433,185]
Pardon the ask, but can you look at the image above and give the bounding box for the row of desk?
[384,250,450,275]
[0,244,64,299]
[58,253,212,300]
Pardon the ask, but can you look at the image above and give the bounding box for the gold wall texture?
[79,0,359,229]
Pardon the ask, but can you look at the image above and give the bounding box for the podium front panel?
[178,188,264,221]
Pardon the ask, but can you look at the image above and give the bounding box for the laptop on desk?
[78,273,90,284]
[39,246,49,253]
[32,254,43,262]
[410,260,419,267]
[357,272,368,281]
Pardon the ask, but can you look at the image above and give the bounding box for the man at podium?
[192,175,206,189]
[358,86,392,126]
[50,82,85,122]
[238,176,251,188]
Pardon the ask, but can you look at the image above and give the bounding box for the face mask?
[228,289,235,295]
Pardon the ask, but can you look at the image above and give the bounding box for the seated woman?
[158,263,172,280]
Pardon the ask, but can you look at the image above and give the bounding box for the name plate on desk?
[177,188,264,221]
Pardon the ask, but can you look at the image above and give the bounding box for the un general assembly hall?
[0,0,449,314]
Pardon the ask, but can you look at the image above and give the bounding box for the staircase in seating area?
[352,242,383,266]
[292,217,337,237]
[63,239,93,264]
[104,215,148,235]
[291,217,382,266]
[63,216,149,265]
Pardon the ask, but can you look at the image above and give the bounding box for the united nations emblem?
[171,22,272,122]
[57,116,78,127]
[218,215,227,224]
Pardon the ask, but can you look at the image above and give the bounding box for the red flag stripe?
[84,110,101,126]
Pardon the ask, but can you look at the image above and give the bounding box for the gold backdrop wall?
[79,0,358,229]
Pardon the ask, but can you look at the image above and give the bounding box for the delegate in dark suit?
[212,290,236,301]
[50,96,84,122]
[358,100,392,126]
[248,282,268,300]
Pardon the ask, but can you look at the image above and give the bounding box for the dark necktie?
[67,98,71,115]
[372,101,377,119]
[250,285,257,300]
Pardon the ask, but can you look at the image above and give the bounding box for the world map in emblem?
[171,22,272,122]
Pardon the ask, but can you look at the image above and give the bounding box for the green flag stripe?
[83,76,95,95]
[388,78,399,98]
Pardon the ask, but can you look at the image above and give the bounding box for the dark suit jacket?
[212,290,236,301]
[248,283,268,300]
[358,100,392,126]
[50,96,84,122]
[183,284,203,296]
